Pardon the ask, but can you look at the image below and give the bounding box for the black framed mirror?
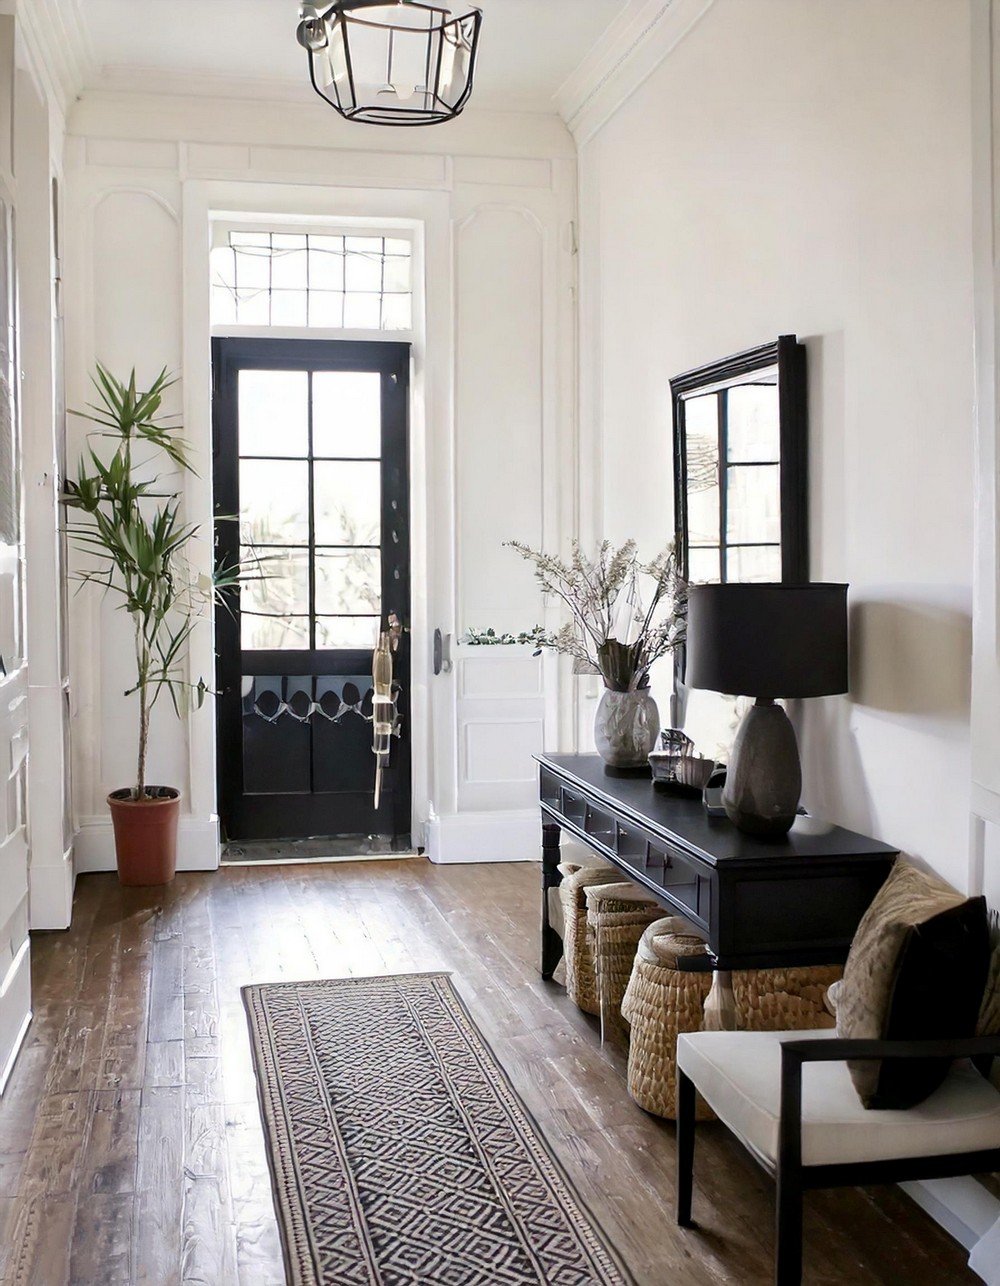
[671,335,808,586]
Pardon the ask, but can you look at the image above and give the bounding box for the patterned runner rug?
[244,973,633,1285]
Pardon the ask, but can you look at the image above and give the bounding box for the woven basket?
[557,863,618,1016]
[733,965,842,1033]
[621,918,842,1120]
[622,918,716,1119]
[585,883,663,1041]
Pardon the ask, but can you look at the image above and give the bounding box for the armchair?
[676,1029,1000,1285]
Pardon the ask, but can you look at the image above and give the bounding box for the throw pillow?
[978,913,1000,1037]
[837,859,990,1109]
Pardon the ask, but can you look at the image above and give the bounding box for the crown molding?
[555,0,716,146]
[16,0,94,112]
[87,62,563,118]
[89,65,318,107]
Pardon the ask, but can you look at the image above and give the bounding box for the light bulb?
[296,5,328,52]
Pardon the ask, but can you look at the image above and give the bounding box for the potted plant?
[466,540,687,768]
[64,366,238,886]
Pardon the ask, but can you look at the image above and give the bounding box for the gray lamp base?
[722,698,802,838]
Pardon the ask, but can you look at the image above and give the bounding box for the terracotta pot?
[107,787,180,887]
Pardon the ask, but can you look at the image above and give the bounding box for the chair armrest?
[780,1034,1000,1067]
[776,1033,1000,1175]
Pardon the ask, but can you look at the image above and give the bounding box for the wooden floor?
[0,860,977,1285]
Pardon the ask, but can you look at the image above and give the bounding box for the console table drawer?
[540,769,713,928]
[640,836,711,925]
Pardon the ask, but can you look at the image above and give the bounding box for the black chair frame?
[676,1034,1000,1286]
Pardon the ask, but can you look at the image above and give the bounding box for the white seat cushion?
[677,1028,1000,1168]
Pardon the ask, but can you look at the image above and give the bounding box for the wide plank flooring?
[0,860,978,1285]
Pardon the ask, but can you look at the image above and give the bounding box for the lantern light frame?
[297,0,484,127]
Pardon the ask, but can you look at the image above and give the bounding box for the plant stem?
[137,690,149,801]
[136,616,149,800]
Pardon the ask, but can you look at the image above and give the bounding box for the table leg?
[702,968,737,1031]
[541,822,563,979]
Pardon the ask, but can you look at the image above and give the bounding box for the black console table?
[537,754,897,1029]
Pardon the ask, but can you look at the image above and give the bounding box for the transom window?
[211,231,412,331]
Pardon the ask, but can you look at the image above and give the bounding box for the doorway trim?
[181,180,449,866]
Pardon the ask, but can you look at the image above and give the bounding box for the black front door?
[212,337,411,841]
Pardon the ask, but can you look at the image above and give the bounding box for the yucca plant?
[64,365,239,802]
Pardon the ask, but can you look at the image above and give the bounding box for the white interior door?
[0,184,31,1091]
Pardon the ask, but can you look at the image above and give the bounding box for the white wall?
[577,0,978,892]
[63,92,578,867]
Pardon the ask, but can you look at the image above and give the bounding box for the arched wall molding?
[87,184,181,224]
[454,201,546,238]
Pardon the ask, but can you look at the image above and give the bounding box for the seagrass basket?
[733,965,842,1033]
[621,919,842,1120]
[557,862,619,1016]
[621,918,716,1120]
[584,882,664,1041]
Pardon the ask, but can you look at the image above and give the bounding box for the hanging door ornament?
[372,629,394,809]
[297,1,483,126]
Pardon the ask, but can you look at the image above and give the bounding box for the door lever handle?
[433,629,452,676]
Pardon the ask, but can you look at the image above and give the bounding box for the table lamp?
[685,583,849,837]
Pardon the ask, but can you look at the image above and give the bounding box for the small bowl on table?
[648,746,716,795]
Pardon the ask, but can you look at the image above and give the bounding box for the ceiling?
[75,0,622,112]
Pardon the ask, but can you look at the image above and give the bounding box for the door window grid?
[238,368,383,651]
[683,386,782,584]
[212,232,413,331]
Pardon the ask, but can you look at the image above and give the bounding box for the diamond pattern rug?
[244,973,633,1285]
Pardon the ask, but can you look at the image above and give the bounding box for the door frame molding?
[181,180,448,860]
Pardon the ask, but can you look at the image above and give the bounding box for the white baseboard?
[0,942,31,1096]
[426,809,540,864]
[28,846,74,930]
[903,1179,1000,1280]
[74,815,220,874]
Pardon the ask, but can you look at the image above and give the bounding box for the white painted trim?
[0,936,29,1000]
[68,92,576,163]
[88,65,317,107]
[0,1007,31,1096]
[83,66,567,120]
[556,0,716,147]
[903,1178,1000,1259]
[183,178,445,844]
[28,846,74,930]
[426,808,539,864]
[15,0,92,114]
[74,815,220,873]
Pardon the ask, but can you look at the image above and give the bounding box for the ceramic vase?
[594,688,660,768]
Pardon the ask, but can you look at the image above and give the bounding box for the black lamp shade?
[686,583,849,699]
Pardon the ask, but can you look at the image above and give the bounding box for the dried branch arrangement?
[464,540,687,693]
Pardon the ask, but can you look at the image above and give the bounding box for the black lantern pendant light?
[297,1,483,126]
